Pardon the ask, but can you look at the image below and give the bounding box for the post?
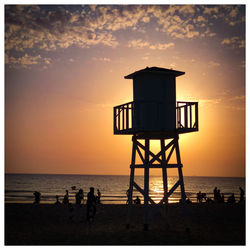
[143,138,150,230]
[161,139,168,203]
[126,104,129,130]
[131,102,134,129]
[175,136,186,201]
[118,107,120,130]
[126,136,136,229]
[189,105,192,128]
[113,107,116,133]
[195,102,199,130]
[122,106,125,130]
[161,138,169,228]
[184,105,188,129]
[175,135,190,232]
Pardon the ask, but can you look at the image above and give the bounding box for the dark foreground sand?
[5,203,245,245]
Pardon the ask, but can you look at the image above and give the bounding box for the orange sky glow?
[5,5,245,177]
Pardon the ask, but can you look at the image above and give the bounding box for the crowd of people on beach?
[33,187,102,222]
[33,185,245,210]
[194,186,245,204]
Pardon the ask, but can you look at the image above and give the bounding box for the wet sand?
[5,203,245,245]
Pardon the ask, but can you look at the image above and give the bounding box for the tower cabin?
[114,67,198,138]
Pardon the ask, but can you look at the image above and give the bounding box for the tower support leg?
[126,135,189,231]
[143,139,150,231]
[161,139,169,228]
[175,136,190,232]
[126,136,136,229]
[175,136,186,201]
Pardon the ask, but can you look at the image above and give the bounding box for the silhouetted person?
[227,193,236,203]
[221,194,225,203]
[97,189,101,204]
[186,198,192,204]
[197,191,202,203]
[206,197,214,203]
[134,196,141,204]
[63,190,69,204]
[213,187,218,201]
[75,189,84,205]
[201,193,207,202]
[217,189,221,201]
[55,195,60,205]
[87,187,96,221]
[239,187,245,202]
[71,186,76,190]
[33,191,41,204]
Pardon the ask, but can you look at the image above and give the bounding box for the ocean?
[5,174,245,204]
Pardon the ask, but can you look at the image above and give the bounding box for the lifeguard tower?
[113,67,198,229]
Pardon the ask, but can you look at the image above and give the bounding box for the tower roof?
[124,67,185,79]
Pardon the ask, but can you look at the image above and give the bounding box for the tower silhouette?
[113,67,198,229]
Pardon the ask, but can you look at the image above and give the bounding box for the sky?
[5,4,245,177]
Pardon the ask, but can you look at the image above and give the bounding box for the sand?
[5,202,245,245]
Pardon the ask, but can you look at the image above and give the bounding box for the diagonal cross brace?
[135,139,162,164]
[165,143,176,164]
[133,181,156,205]
[135,144,145,164]
[149,138,176,165]
[159,180,181,204]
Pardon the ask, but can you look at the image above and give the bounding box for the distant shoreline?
[4,173,246,178]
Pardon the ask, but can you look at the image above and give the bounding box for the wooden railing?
[176,101,198,132]
[114,101,198,134]
[113,101,134,133]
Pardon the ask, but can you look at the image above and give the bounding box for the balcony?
[113,101,198,136]
[176,101,199,134]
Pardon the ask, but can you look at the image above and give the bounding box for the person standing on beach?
[74,189,84,222]
[33,191,41,204]
[227,193,236,203]
[213,187,218,202]
[239,187,245,202]
[75,189,84,205]
[63,190,69,204]
[87,187,96,221]
[97,189,101,204]
[134,196,141,204]
[55,195,60,205]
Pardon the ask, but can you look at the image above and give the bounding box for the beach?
[5,202,245,245]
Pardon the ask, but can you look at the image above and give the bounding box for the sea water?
[5,174,245,204]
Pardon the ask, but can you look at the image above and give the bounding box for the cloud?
[221,36,245,48]
[5,53,51,69]
[200,98,221,104]
[149,42,174,50]
[197,16,207,22]
[208,60,220,67]
[6,5,242,55]
[5,5,245,68]
[203,6,219,15]
[128,39,174,50]
[5,5,119,54]
[154,5,218,39]
[230,95,245,101]
[92,57,111,62]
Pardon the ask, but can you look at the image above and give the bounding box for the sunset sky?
[5,4,245,177]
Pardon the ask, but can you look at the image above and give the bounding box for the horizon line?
[4,173,245,178]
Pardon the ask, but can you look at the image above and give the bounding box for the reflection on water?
[5,174,245,204]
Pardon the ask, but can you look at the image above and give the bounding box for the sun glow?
[5,5,245,177]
